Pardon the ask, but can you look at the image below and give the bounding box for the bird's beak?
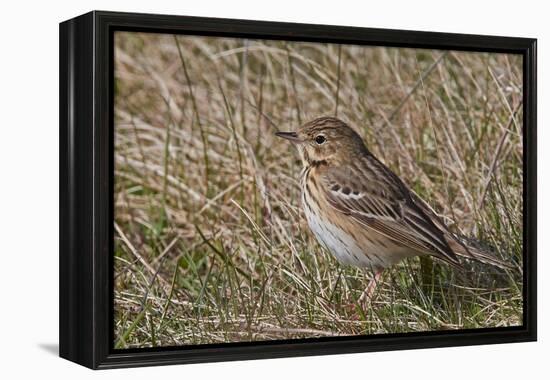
[275,131,301,143]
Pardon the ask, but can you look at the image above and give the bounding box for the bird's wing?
[320,162,460,266]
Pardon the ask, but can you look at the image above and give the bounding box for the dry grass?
[113,31,523,349]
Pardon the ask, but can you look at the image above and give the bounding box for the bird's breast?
[300,167,398,271]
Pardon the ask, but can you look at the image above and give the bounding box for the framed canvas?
[59,11,537,369]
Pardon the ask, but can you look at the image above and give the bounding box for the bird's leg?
[358,270,384,304]
[344,270,384,319]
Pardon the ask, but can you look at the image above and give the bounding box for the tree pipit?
[276,116,510,304]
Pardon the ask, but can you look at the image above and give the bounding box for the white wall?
[0,0,545,378]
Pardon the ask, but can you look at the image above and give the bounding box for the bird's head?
[275,116,367,167]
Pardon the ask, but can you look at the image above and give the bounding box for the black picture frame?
[59,10,537,369]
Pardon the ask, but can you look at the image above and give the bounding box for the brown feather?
[320,163,461,266]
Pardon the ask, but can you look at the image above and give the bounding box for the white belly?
[305,208,362,265]
[302,194,395,270]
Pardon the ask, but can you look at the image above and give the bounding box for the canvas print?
[113,31,523,349]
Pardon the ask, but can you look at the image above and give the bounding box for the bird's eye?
[315,135,326,145]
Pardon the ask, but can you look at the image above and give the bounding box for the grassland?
[113,31,523,348]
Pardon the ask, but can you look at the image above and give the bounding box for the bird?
[275,116,510,301]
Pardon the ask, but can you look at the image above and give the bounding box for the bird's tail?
[409,190,514,270]
[446,234,513,270]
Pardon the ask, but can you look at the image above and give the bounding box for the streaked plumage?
[276,116,509,284]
